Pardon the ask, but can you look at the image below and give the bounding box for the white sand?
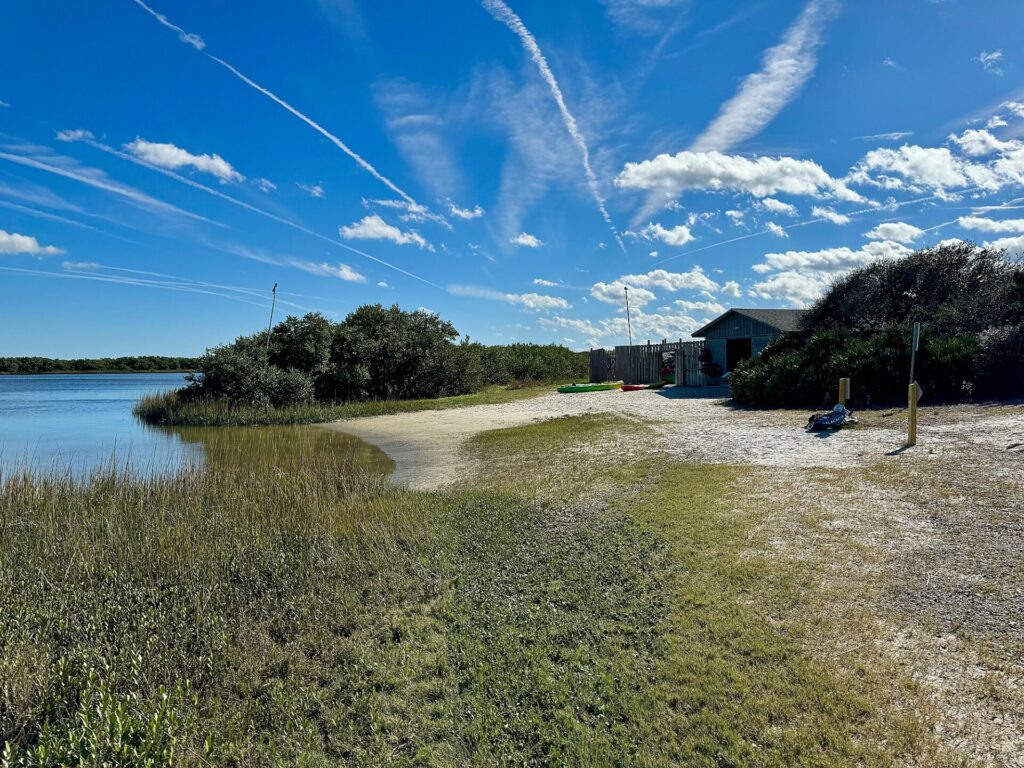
[324,388,1024,490]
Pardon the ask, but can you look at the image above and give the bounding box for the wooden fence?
[589,340,708,386]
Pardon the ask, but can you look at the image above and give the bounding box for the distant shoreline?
[0,370,197,376]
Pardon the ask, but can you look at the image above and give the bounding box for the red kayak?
[621,384,649,392]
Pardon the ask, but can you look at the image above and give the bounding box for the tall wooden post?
[839,378,850,407]
[907,382,919,446]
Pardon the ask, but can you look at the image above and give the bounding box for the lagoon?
[0,373,391,478]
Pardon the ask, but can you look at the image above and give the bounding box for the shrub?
[732,244,1024,406]
[139,305,586,424]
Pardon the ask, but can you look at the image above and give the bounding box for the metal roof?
[692,308,807,337]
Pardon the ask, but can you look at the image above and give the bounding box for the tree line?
[0,356,200,374]
[730,242,1024,406]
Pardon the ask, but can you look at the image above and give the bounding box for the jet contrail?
[0,151,224,227]
[131,0,419,206]
[61,133,441,288]
[483,0,625,252]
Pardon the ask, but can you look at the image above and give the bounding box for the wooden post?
[838,377,850,407]
[907,382,919,446]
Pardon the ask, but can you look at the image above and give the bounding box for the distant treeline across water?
[0,356,200,374]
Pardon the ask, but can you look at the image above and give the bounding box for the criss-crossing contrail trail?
[0,151,224,227]
[482,0,625,252]
[61,132,441,289]
[131,0,419,207]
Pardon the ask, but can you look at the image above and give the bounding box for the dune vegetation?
[731,243,1024,406]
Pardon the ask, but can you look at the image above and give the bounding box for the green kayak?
[557,382,622,393]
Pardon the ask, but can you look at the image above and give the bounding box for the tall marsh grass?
[0,460,429,766]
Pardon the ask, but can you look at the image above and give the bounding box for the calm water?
[0,374,391,479]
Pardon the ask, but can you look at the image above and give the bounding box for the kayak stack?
[556,382,622,394]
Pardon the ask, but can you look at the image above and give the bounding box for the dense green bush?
[731,244,1024,406]
[148,305,586,421]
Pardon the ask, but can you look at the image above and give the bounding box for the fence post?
[839,377,850,407]
[907,382,919,446]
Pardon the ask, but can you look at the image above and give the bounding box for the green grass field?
[0,413,953,765]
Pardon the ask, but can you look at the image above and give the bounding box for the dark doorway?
[726,337,752,371]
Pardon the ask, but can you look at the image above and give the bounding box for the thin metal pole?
[265,283,278,357]
[909,321,920,386]
[624,286,633,347]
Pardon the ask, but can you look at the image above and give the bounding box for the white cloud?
[721,280,742,297]
[750,270,831,306]
[298,182,325,198]
[364,197,450,228]
[864,221,924,244]
[959,216,1024,234]
[447,201,485,219]
[948,129,1022,157]
[591,281,657,307]
[55,129,96,143]
[675,298,725,314]
[848,144,1002,196]
[254,177,277,192]
[538,315,599,337]
[882,57,904,72]
[759,197,798,216]
[598,310,704,341]
[448,283,570,311]
[691,0,838,152]
[289,261,367,283]
[987,115,1009,129]
[0,229,64,256]
[533,277,559,287]
[975,49,1004,75]
[985,235,1024,256]
[628,221,695,246]
[377,280,389,288]
[339,214,431,249]
[483,0,623,250]
[811,206,850,225]
[591,266,719,308]
[617,150,863,202]
[649,250,659,258]
[1003,101,1024,120]
[511,231,544,248]
[753,240,913,274]
[765,221,789,238]
[123,138,243,183]
[726,209,745,225]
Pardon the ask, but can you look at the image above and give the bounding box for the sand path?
[325,387,1024,490]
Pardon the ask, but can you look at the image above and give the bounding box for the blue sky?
[2,0,1024,356]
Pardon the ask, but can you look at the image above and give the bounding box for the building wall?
[702,315,780,340]
[704,330,780,372]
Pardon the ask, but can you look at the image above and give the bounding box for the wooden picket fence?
[589,340,707,386]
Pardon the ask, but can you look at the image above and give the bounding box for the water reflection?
[165,424,394,476]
